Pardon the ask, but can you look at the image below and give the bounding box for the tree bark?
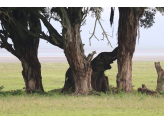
[155,62,164,93]
[20,45,44,93]
[117,7,144,93]
[63,23,92,95]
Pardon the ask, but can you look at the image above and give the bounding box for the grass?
[0,62,164,116]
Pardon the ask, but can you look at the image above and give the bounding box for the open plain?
[0,56,164,116]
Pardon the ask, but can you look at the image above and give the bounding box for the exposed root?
[138,84,157,96]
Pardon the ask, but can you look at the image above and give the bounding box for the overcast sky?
[1,7,164,56]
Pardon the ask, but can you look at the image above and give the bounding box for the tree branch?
[89,18,99,46]
[96,7,112,48]
[81,7,89,23]
[27,8,64,49]
[74,7,83,23]
[58,7,71,27]
[89,7,113,47]
[86,51,97,62]
[0,33,21,59]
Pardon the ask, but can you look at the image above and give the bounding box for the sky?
[0,7,164,57]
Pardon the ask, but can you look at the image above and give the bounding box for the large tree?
[6,7,103,95]
[0,8,44,93]
[110,7,161,92]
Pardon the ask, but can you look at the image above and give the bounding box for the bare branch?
[8,8,64,49]
[89,18,99,46]
[81,7,89,22]
[89,7,113,47]
[86,51,97,62]
[96,7,112,47]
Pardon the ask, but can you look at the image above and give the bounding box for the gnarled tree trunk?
[117,7,144,93]
[63,23,92,95]
[155,62,164,93]
[20,44,44,93]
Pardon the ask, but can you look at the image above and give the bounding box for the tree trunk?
[117,7,144,93]
[21,54,44,93]
[155,62,164,93]
[63,24,92,95]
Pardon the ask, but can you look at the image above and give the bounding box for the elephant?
[61,47,118,93]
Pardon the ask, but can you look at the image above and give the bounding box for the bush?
[0,86,4,91]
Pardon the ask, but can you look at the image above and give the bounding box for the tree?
[0,8,44,93]
[110,7,162,92]
[116,7,145,92]
[6,7,104,95]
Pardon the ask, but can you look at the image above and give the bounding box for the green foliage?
[156,7,164,15]
[0,88,24,96]
[160,91,164,97]
[6,7,17,12]
[0,86,4,91]
[89,7,103,19]
[117,87,123,93]
[33,89,46,95]
[62,87,74,95]
[109,85,113,94]
[140,8,156,29]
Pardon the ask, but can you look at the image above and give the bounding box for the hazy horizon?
[1,48,164,57]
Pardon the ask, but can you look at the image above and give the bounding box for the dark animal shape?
[61,47,118,93]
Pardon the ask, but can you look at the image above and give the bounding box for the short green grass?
[0,62,164,116]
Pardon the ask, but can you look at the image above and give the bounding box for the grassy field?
[0,62,164,116]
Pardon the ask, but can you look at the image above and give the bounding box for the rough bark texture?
[138,84,157,95]
[62,47,118,93]
[117,7,144,93]
[63,23,92,95]
[155,62,164,93]
[20,38,44,93]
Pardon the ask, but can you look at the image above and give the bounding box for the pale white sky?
[39,7,164,50]
[0,3,164,56]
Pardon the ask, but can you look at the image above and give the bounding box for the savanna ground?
[0,62,164,116]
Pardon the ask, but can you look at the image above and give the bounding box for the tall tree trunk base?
[116,7,144,93]
[21,57,44,94]
[155,62,164,93]
[117,52,134,93]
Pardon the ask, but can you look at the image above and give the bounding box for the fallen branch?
[138,84,157,95]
